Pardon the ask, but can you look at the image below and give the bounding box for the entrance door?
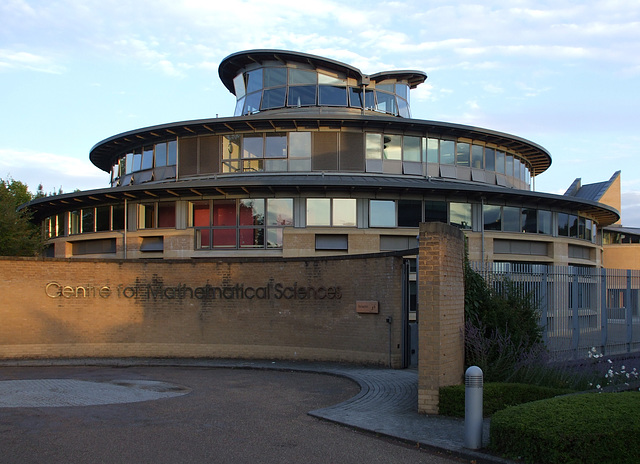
[401,258,418,368]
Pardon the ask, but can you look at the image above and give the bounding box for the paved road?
[0,366,470,464]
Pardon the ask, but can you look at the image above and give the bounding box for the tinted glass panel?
[383,135,402,160]
[506,155,514,177]
[450,203,472,229]
[557,213,569,236]
[246,69,263,93]
[167,140,177,165]
[496,151,505,174]
[264,67,286,87]
[503,206,520,232]
[319,85,348,106]
[376,92,397,114]
[333,199,356,226]
[244,91,261,114]
[366,133,382,159]
[213,200,236,226]
[239,199,264,226]
[425,201,447,223]
[522,208,537,233]
[289,69,316,85]
[538,210,552,234]
[265,134,287,158]
[158,202,176,228]
[403,136,421,162]
[192,201,210,227]
[243,136,263,158]
[112,204,125,230]
[349,87,363,107]
[288,85,316,106]
[261,87,286,109]
[307,198,330,226]
[484,205,501,231]
[239,228,264,249]
[426,138,438,163]
[82,208,95,233]
[398,200,422,227]
[96,206,110,231]
[142,146,154,170]
[456,142,470,167]
[440,140,455,164]
[267,198,293,226]
[471,145,483,168]
[155,142,167,167]
[364,90,375,109]
[370,200,396,227]
[569,215,579,238]
[485,148,495,171]
[289,132,311,158]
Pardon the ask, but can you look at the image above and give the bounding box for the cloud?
[0,148,106,194]
[0,49,65,74]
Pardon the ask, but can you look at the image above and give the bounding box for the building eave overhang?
[25,173,618,226]
[89,113,552,175]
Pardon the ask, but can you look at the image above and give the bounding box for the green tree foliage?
[464,260,544,382]
[0,177,44,256]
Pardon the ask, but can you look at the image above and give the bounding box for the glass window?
[158,202,176,228]
[142,146,154,170]
[70,210,80,235]
[213,229,236,249]
[496,151,505,174]
[395,83,409,100]
[522,208,537,233]
[243,135,263,159]
[113,204,125,230]
[366,133,382,159]
[506,155,514,177]
[456,142,470,167]
[155,142,167,167]
[349,87,363,108]
[288,85,316,106]
[450,203,472,229]
[333,199,356,226]
[426,138,439,163]
[82,208,95,233]
[213,200,236,227]
[264,67,287,87]
[471,145,483,169]
[484,205,502,231]
[125,153,133,174]
[222,134,241,173]
[569,214,579,238]
[514,158,521,180]
[132,150,142,172]
[578,216,586,239]
[307,198,331,226]
[503,206,520,232]
[167,140,177,166]
[375,92,397,115]
[376,84,394,92]
[192,201,210,227]
[440,140,455,165]
[403,136,421,162]
[397,98,410,118]
[96,206,111,232]
[318,73,345,85]
[364,89,375,109]
[246,69,263,93]
[585,219,593,241]
[485,148,495,171]
[267,198,293,226]
[139,204,155,229]
[370,200,396,228]
[398,200,422,227]
[538,210,552,235]
[557,213,569,237]
[289,69,316,85]
[289,132,311,171]
[244,91,262,114]
[425,201,447,223]
[261,87,286,109]
[383,135,402,160]
[239,199,265,226]
[266,228,284,249]
[265,134,287,158]
[319,85,348,106]
[233,74,246,98]
[234,97,245,116]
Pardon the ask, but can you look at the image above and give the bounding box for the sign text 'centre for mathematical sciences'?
[45,281,343,301]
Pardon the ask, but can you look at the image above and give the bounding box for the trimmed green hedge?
[439,383,573,417]
[490,392,640,464]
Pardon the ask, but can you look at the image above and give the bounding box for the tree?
[0,177,44,256]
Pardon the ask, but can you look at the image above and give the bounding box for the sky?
[1,0,639,227]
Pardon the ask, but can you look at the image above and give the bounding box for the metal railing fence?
[469,262,640,360]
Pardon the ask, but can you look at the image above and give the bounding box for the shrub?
[490,392,640,464]
[438,382,572,417]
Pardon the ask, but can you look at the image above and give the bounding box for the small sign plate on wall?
[356,301,379,314]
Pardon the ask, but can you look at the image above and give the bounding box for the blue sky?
[1,0,639,226]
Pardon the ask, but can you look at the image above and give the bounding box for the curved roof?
[218,49,427,94]
[89,112,552,175]
[26,172,619,226]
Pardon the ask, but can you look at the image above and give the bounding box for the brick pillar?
[417,222,465,414]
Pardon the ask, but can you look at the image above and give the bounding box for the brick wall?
[417,222,466,414]
[0,254,404,366]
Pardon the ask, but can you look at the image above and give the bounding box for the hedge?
[490,392,640,464]
[438,382,572,417]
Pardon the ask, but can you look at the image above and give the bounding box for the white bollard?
[464,365,484,449]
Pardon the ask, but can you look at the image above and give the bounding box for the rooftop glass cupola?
[218,50,427,118]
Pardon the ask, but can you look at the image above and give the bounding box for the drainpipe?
[123,198,127,259]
